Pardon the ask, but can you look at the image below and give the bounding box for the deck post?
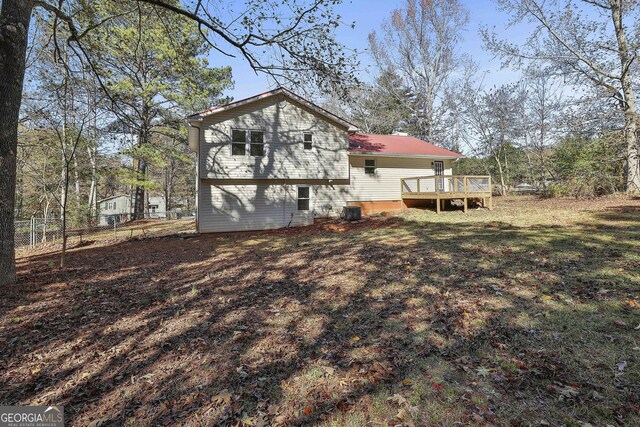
[463,197,468,213]
[436,196,440,214]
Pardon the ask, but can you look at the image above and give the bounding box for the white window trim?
[433,160,444,175]
[230,128,266,157]
[296,185,312,212]
[302,131,314,152]
[364,158,377,175]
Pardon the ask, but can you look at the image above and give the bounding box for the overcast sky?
[205,0,529,101]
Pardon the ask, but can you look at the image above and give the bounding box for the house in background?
[147,195,167,218]
[187,88,487,233]
[98,194,167,225]
[98,194,132,225]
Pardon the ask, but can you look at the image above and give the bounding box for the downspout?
[187,119,202,232]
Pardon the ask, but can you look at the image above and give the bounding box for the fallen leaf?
[386,394,407,407]
[476,366,491,378]
[212,390,232,406]
[617,361,627,372]
[402,378,414,386]
[267,404,279,415]
[303,406,313,415]
[88,419,108,427]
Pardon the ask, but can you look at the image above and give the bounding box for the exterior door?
[434,161,444,191]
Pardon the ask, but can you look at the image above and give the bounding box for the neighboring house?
[187,88,465,233]
[147,196,167,218]
[98,194,132,225]
[98,194,167,224]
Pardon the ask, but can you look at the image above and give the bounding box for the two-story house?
[187,88,467,233]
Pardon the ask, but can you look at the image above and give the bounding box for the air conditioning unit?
[342,206,362,221]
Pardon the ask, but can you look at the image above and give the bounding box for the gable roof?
[187,87,358,131]
[348,133,463,158]
[98,194,130,203]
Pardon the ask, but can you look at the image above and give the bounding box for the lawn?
[2,196,639,426]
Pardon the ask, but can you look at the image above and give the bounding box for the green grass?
[4,195,640,426]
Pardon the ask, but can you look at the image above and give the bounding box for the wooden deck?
[401,175,493,213]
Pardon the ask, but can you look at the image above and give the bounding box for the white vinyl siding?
[312,156,453,216]
[198,156,453,231]
[199,94,349,180]
[199,182,314,233]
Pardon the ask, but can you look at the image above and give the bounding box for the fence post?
[30,217,35,248]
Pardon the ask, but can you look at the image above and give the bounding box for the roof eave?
[348,152,464,159]
[186,87,358,131]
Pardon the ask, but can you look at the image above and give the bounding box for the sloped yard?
[2,196,639,426]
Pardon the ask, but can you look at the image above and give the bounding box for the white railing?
[401,175,492,196]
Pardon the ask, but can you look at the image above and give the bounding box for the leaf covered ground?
[2,196,640,426]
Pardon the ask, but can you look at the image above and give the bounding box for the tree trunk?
[133,108,150,219]
[494,154,507,196]
[87,144,97,221]
[133,157,147,219]
[0,0,33,285]
[622,102,640,193]
[610,0,640,193]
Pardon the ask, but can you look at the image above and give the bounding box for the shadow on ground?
[1,201,640,426]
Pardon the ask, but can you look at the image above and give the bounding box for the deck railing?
[401,175,492,196]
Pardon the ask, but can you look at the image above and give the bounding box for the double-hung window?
[231,130,247,155]
[364,159,376,175]
[303,133,313,150]
[231,129,264,156]
[250,131,264,156]
[297,186,310,211]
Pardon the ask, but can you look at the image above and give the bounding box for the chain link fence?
[14,210,195,250]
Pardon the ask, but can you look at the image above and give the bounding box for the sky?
[205,0,528,102]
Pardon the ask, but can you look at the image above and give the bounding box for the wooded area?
[324,0,639,198]
[0,0,358,284]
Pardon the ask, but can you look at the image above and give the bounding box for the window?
[231,129,246,155]
[149,205,158,213]
[231,129,264,156]
[297,186,310,211]
[250,131,264,156]
[303,133,313,150]
[364,159,376,175]
[113,202,116,210]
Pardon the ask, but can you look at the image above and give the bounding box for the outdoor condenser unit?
[342,206,362,221]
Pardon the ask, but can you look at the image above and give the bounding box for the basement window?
[303,133,313,150]
[364,159,376,175]
[297,186,310,211]
[231,129,246,155]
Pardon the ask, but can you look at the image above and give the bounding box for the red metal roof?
[348,133,463,157]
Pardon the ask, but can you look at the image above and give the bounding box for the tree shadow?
[2,210,639,426]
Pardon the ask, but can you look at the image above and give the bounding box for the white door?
[434,161,445,191]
